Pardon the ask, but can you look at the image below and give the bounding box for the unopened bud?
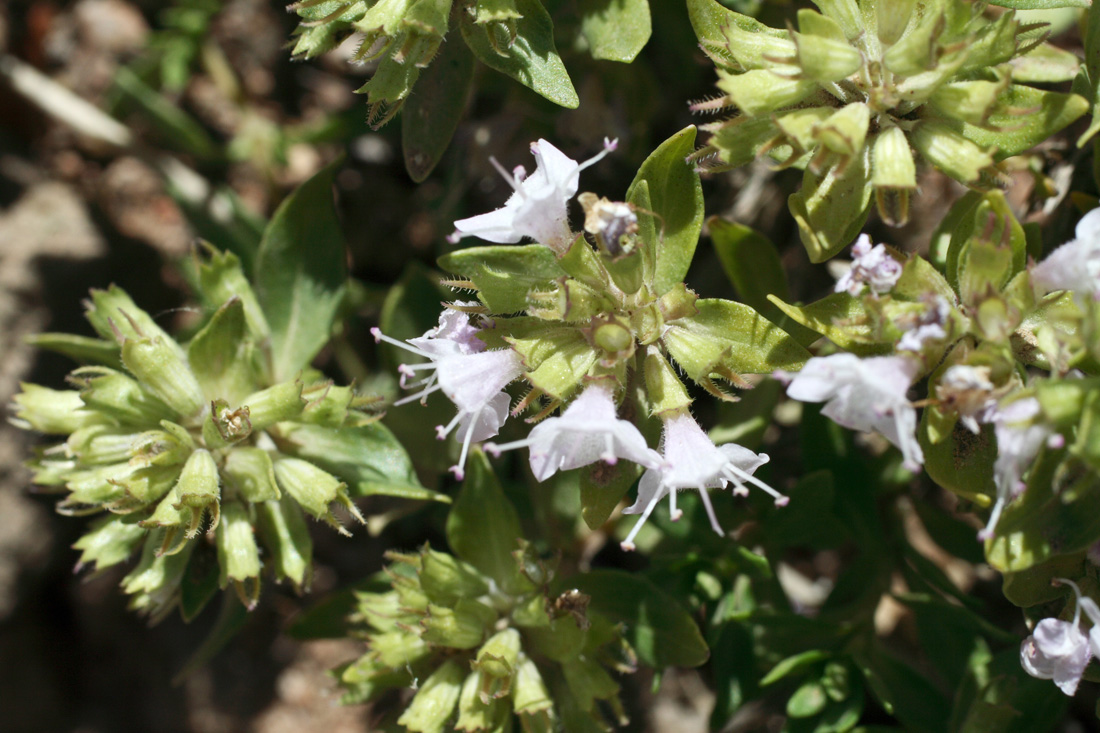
[456,670,509,731]
[473,627,522,701]
[272,457,362,534]
[910,121,993,184]
[814,102,869,158]
[716,69,817,116]
[120,337,205,418]
[217,501,262,609]
[223,447,281,502]
[71,368,174,426]
[512,655,554,716]
[420,550,490,605]
[421,599,495,649]
[256,496,312,590]
[11,384,102,434]
[397,659,464,733]
[241,382,306,431]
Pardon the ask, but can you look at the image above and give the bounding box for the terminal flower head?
[780,353,923,472]
[834,235,903,297]
[484,381,661,482]
[1032,208,1100,303]
[620,412,785,552]
[448,138,618,254]
[1021,578,1100,696]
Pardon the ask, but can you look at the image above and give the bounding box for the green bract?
[687,0,1088,261]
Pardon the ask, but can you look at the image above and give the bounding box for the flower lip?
[620,413,786,552]
[447,138,618,253]
[484,382,661,483]
[834,234,903,297]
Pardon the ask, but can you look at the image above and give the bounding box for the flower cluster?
[374,134,803,545]
[335,544,634,731]
[10,250,422,619]
[688,0,1087,261]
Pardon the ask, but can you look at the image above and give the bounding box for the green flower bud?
[590,315,635,361]
[716,69,818,116]
[121,533,195,621]
[512,655,554,716]
[120,337,205,419]
[73,515,146,572]
[110,465,179,507]
[66,425,136,466]
[421,599,495,649]
[223,447,281,502]
[174,449,221,530]
[456,671,510,732]
[272,457,363,534]
[256,496,312,590]
[241,382,306,431]
[420,550,490,605]
[131,425,194,468]
[643,348,692,416]
[814,102,869,159]
[61,463,131,510]
[371,628,432,669]
[71,367,174,426]
[794,26,862,82]
[11,384,102,434]
[217,502,262,608]
[474,627,522,696]
[396,658,464,733]
[875,0,916,46]
[85,286,181,357]
[909,121,993,185]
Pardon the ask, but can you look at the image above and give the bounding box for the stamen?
[489,156,524,195]
[483,438,532,458]
[724,465,789,506]
[668,487,682,522]
[621,492,661,552]
[697,489,723,536]
[450,407,483,481]
[372,327,430,357]
[436,412,462,440]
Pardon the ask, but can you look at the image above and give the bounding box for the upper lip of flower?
[447,138,618,252]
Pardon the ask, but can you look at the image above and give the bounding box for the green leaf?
[760,649,831,686]
[854,644,949,733]
[1079,0,1100,146]
[402,35,474,182]
[1002,553,1085,607]
[663,298,811,382]
[254,157,348,382]
[278,423,445,502]
[789,149,872,263]
[768,293,891,356]
[564,569,710,668]
[948,646,1068,733]
[919,412,997,506]
[179,545,220,623]
[438,244,566,313]
[957,85,1087,158]
[625,126,703,296]
[446,450,524,592]
[708,216,818,347]
[1010,42,1080,84]
[459,0,579,108]
[578,0,652,63]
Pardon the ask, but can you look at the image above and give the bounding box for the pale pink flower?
[620,413,786,552]
[372,306,523,480]
[896,296,951,353]
[484,382,662,482]
[779,354,923,472]
[448,138,617,254]
[980,396,1053,541]
[1032,208,1100,303]
[1021,578,1100,696]
[834,234,903,297]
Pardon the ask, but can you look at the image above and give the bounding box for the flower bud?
[223,447,281,502]
[121,534,195,621]
[241,382,306,431]
[875,0,915,46]
[72,368,174,425]
[930,79,1007,126]
[66,425,136,466]
[370,629,431,668]
[473,627,522,701]
[774,108,833,154]
[512,655,554,716]
[85,286,181,356]
[910,121,993,185]
[174,449,221,531]
[11,384,102,434]
[591,316,635,359]
[131,424,193,468]
[256,496,312,590]
[120,337,205,418]
[272,457,363,534]
[793,24,862,82]
[814,102,869,158]
[396,658,464,733]
[217,502,262,608]
[456,670,509,731]
[73,515,145,572]
[111,464,179,507]
[644,348,693,415]
[716,69,817,116]
[421,599,495,649]
[420,550,490,605]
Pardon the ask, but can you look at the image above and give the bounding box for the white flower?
[448,138,617,254]
[834,234,903,297]
[484,382,662,482]
[1032,208,1100,303]
[620,413,787,552]
[780,353,924,472]
[1021,578,1100,696]
[980,396,1053,541]
[372,306,524,480]
[896,296,951,353]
